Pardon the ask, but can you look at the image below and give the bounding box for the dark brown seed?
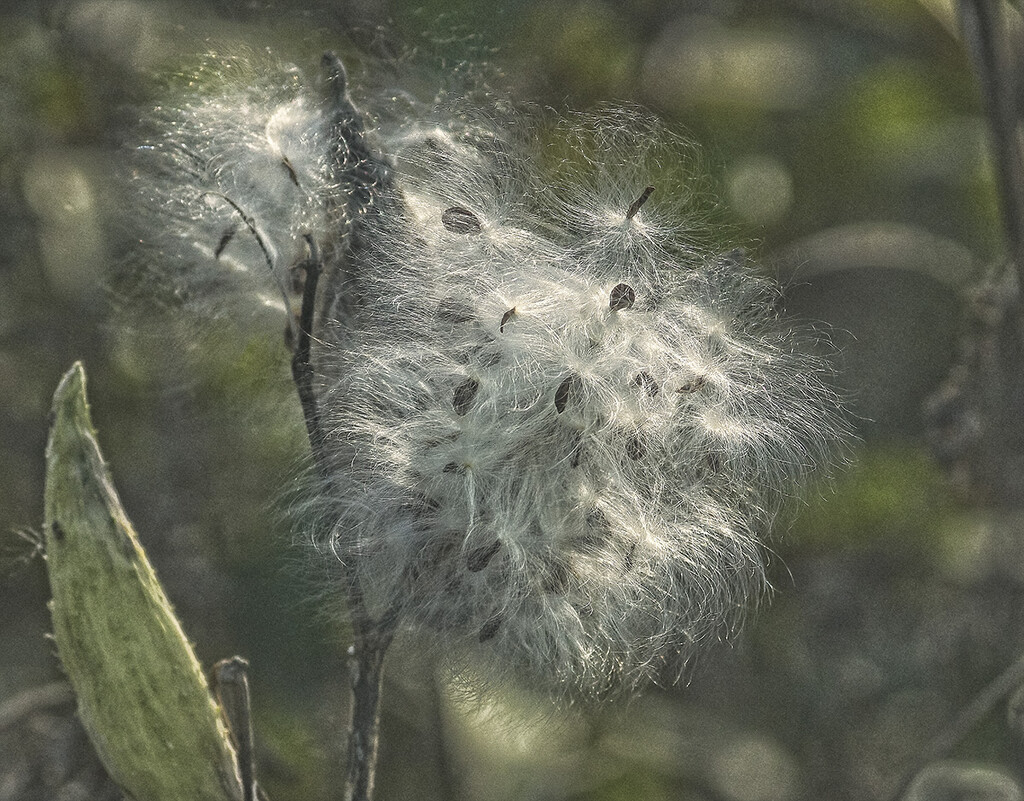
[444,572,463,595]
[281,155,300,186]
[676,375,707,394]
[467,539,502,572]
[586,507,610,539]
[478,615,502,642]
[415,538,459,574]
[442,461,464,474]
[554,375,578,413]
[541,560,572,594]
[569,430,583,467]
[719,247,746,269]
[453,378,479,415]
[478,349,502,368]
[626,185,655,220]
[442,206,482,234]
[499,307,516,332]
[633,371,660,397]
[423,432,462,449]
[609,283,636,311]
[409,538,457,582]
[624,541,638,571]
[214,225,237,258]
[625,432,646,460]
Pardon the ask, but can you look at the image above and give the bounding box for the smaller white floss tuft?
[128,51,847,701]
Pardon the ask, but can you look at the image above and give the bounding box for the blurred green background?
[3,1,1024,800]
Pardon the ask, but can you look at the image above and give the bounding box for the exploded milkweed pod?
[130,51,846,700]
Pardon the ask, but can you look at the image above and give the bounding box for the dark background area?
[3,1,1023,800]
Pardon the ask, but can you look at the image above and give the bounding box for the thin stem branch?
[289,229,393,801]
[343,629,393,801]
[884,649,1024,801]
[283,52,413,801]
[213,657,260,801]
[291,234,328,478]
[961,0,1024,289]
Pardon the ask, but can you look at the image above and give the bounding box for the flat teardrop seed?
[676,375,707,394]
[442,206,482,234]
[541,560,572,594]
[569,430,583,467]
[467,539,502,572]
[633,371,660,397]
[554,375,578,413]
[214,226,237,258]
[281,155,300,187]
[586,507,610,539]
[609,283,636,311]
[478,615,502,642]
[624,541,638,571]
[625,432,646,460]
[626,185,655,219]
[452,378,479,415]
[499,307,516,332]
[719,247,746,269]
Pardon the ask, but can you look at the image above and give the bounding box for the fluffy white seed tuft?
[128,52,846,700]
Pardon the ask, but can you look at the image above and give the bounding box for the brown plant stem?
[290,233,394,801]
[884,649,1024,801]
[343,628,394,801]
[960,0,1024,290]
[213,657,263,801]
[291,234,328,477]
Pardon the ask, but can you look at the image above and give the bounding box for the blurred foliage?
[2,1,1024,801]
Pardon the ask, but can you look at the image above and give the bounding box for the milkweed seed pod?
[130,52,846,699]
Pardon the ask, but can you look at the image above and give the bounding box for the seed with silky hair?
[452,378,479,415]
[442,206,482,234]
[609,283,636,311]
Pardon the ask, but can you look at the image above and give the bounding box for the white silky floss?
[132,52,846,700]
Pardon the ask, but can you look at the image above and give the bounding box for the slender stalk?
[291,234,328,478]
[289,232,394,801]
[343,630,393,801]
[961,0,1024,289]
[213,657,259,801]
[884,649,1024,801]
